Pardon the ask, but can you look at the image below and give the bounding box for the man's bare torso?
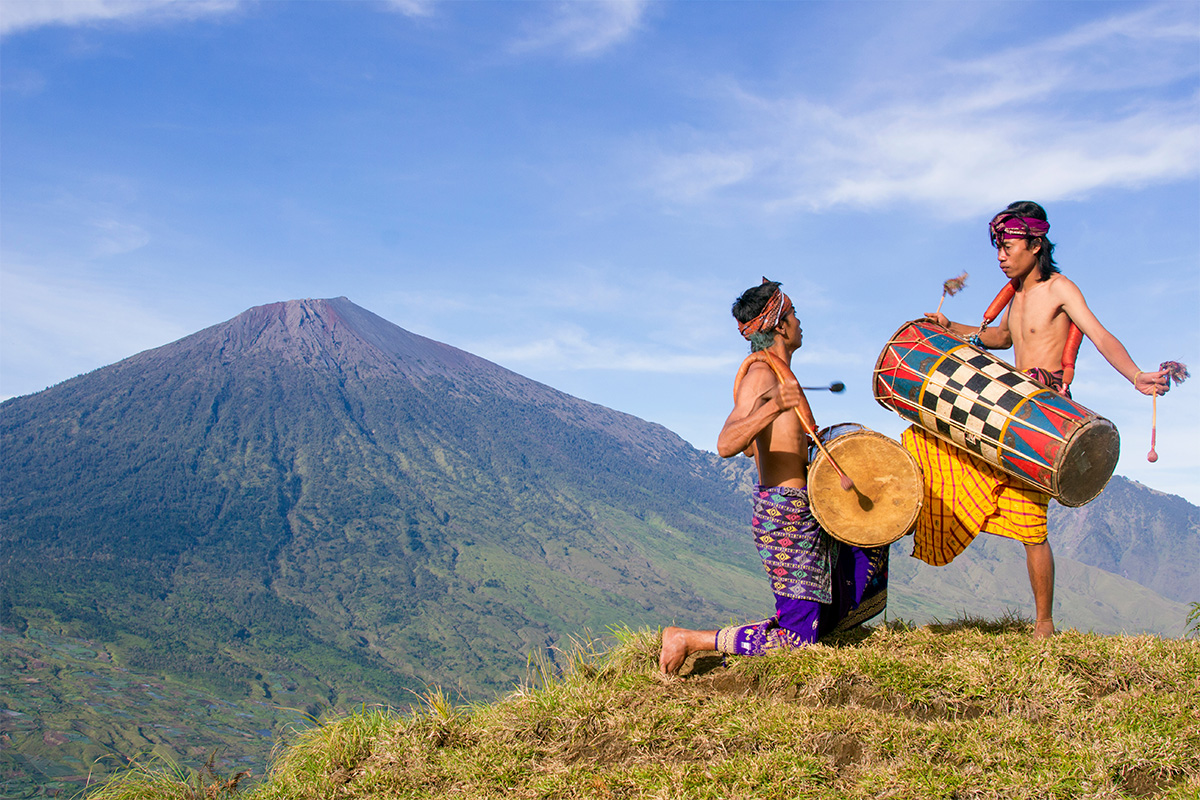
[1006,274,1073,372]
[744,362,809,489]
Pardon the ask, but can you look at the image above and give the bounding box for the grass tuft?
[84,619,1200,799]
[83,752,249,800]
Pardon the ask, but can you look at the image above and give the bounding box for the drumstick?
[936,271,968,317]
[1147,393,1158,463]
[1149,360,1191,463]
[800,381,845,393]
[740,351,856,491]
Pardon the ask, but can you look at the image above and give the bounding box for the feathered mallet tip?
[1160,361,1189,386]
[935,271,968,315]
[942,271,968,297]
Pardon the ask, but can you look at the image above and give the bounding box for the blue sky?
[2,0,1198,503]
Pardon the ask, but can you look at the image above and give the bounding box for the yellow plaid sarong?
[901,426,1049,566]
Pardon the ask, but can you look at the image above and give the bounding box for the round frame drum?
[808,423,923,547]
[873,320,1119,507]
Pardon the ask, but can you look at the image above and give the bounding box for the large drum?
[873,320,1119,507]
[808,423,923,547]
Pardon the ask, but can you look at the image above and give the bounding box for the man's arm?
[716,362,802,458]
[1053,278,1167,396]
[923,311,1013,350]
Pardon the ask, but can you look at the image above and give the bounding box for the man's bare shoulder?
[1042,273,1082,298]
[736,360,778,394]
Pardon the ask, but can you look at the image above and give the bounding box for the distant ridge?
[1050,475,1198,605]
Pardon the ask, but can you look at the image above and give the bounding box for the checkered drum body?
[873,320,1119,507]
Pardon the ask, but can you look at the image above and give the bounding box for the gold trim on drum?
[873,319,1120,507]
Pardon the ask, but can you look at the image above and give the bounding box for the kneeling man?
[660,279,888,674]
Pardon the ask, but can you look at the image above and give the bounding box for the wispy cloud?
[642,3,1200,219]
[379,265,847,376]
[0,263,190,399]
[468,323,733,374]
[380,0,437,19]
[0,0,242,37]
[89,219,151,257]
[510,0,649,57]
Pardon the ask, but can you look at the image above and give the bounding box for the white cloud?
[90,219,151,257]
[0,264,190,399]
[468,323,734,374]
[378,264,852,378]
[380,0,436,19]
[510,0,649,57]
[642,3,1200,219]
[0,0,242,37]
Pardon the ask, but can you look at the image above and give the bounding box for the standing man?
[659,279,888,674]
[915,200,1169,638]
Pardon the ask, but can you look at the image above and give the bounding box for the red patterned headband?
[989,214,1050,247]
[738,286,793,339]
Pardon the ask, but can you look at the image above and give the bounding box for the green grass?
[83,619,1200,799]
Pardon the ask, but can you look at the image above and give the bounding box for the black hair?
[731,279,782,324]
[731,279,785,352]
[994,200,1059,279]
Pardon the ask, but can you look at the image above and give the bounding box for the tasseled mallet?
[1148,396,1158,463]
[935,271,968,316]
[1149,361,1190,463]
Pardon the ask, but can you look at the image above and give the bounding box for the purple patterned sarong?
[715,485,889,656]
[749,485,837,603]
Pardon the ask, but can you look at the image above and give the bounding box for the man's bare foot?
[1033,619,1056,639]
[659,626,690,675]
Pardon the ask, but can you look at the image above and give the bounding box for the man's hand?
[773,377,802,413]
[1135,369,1170,396]
[923,312,950,327]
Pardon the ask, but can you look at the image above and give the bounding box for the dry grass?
[84,621,1200,800]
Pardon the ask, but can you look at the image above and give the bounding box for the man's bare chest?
[1010,293,1068,339]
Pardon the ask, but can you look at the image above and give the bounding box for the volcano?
[0,297,764,704]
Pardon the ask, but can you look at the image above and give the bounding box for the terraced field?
[1,628,315,798]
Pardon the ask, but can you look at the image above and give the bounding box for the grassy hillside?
[0,626,318,799]
[87,619,1200,800]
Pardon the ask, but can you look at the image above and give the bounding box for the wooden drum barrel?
[873,320,1119,507]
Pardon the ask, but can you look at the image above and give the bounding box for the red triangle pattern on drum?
[1003,451,1052,487]
[1009,423,1063,464]
[1034,392,1090,435]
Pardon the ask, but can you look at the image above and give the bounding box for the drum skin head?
[1055,418,1120,507]
[809,429,923,547]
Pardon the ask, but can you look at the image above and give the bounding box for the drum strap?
[734,352,856,491]
[981,279,1083,390]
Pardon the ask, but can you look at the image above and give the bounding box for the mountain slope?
[886,532,1192,637]
[1049,475,1199,604]
[1,298,766,705]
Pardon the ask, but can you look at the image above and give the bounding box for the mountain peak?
[75,296,690,460]
[143,296,498,385]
